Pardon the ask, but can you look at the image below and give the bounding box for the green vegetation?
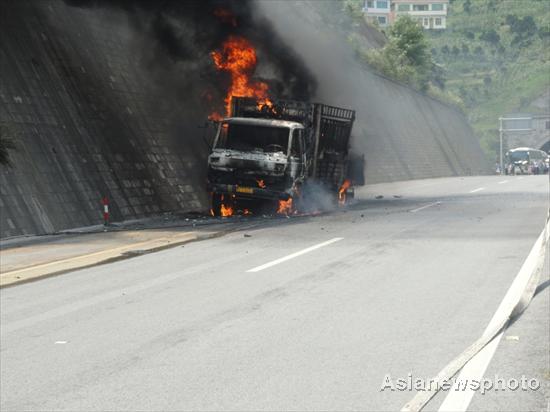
[362,16,432,91]
[344,0,549,161]
[426,0,550,160]
[343,1,465,109]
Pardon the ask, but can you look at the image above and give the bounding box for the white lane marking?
[410,202,441,213]
[438,220,549,412]
[498,180,509,184]
[246,238,343,273]
[469,187,485,193]
[438,332,504,412]
[54,341,67,344]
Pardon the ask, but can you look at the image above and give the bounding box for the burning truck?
[207,96,364,216]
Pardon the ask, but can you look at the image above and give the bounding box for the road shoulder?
[0,230,200,287]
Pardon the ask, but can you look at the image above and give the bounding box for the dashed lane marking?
[410,202,441,213]
[246,238,343,273]
[469,187,485,193]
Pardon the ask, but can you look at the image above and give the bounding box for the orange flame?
[256,179,266,188]
[338,179,352,206]
[277,198,293,215]
[208,112,223,122]
[210,35,272,117]
[220,203,234,217]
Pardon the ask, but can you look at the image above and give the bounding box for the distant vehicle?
[504,147,549,175]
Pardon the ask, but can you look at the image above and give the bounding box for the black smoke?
[63,0,317,115]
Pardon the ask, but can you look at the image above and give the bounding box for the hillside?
[426,0,550,160]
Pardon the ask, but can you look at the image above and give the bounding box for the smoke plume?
[63,0,317,118]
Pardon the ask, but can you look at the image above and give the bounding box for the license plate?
[236,186,254,194]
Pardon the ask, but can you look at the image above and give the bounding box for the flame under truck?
[207,97,364,214]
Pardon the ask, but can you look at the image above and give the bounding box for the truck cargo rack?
[230,97,313,125]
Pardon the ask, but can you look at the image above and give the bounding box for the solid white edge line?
[410,202,441,213]
[438,332,504,411]
[497,180,509,184]
[438,220,549,411]
[469,187,485,193]
[246,237,343,273]
[401,214,549,412]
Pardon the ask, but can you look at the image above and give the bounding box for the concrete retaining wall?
[0,1,208,237]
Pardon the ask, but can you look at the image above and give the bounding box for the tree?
[441,44,450,54]
[343,0,364,22]
[431,63,446,89]
[465,31,475,40]
[452,45,460,57]
[474,46,484,56]
[0,124,16,167]
[505,14,519,30]
[389,16,430,68]
[362,43,416,84]
[479,29,500,45]
[364,16,433,91]
[461,43,469,54]
[506,15,536,37]
[463,0,472,14]
[505,15,537,45]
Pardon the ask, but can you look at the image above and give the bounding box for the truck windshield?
[216,123,289,153]
[509,151,529,162]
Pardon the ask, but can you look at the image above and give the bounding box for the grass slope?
[426,0,550,160]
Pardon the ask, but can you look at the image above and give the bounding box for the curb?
[0,214,305,288]
[0,233,201,288]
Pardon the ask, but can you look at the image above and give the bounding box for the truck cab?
[208,117,307,201]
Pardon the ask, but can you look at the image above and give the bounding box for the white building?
[362,0,391,27]
[363,0,449,30]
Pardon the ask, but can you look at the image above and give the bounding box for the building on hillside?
[363,0,449,30]
[362,0,391,27]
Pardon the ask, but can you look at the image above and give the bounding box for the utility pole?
[499,117,503,174]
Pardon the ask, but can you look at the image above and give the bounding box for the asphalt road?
[1,175,548,411]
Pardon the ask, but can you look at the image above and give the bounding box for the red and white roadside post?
[101,196,110,226]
